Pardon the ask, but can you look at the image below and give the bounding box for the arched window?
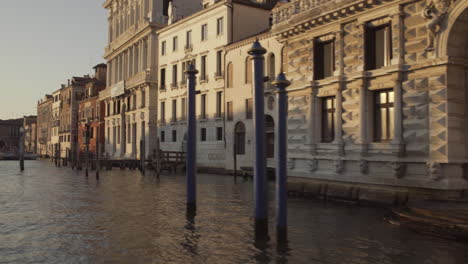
[234,122,246,155]
[227,62,233,88]
[245,57,252,84]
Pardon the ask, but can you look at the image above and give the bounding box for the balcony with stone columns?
[104,19,151,57]
[125,70,156,90]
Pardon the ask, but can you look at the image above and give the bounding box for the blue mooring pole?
[248,40,268,237]
[272,72,291,243]
[186,64,198,213]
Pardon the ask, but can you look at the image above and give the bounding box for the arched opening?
[0,140,5,151]
[445,6,468,161]
[234,122,246,155]
[265,115,275,158]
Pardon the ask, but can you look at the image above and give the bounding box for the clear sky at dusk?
[0,0,107,119]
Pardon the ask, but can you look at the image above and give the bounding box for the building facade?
[59,76,93,159]
[0,119,22,153]
[23,116,37,154]
[157,0,277,169]
[224,31,283,172]
[50,89,62,157]
[37,95,53,156]
[101,0,201,160]
[78,64,107,158]
[270,0,468,196]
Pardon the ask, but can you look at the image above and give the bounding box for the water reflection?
[0,160,468,264]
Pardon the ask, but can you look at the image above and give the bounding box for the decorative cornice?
[272,0,397,39]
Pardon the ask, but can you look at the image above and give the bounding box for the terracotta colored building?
[77,64,107,159]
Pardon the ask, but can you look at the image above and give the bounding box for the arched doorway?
[234,122,246,155]
[445,5,468,161]
[265,115,275,158]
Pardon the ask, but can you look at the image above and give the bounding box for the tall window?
[234,122,245,155]
[127,124,131,143]
[227,62,233,88]
[181,61,187,85]
[181,97,187,121]
[173,36,178,51]
[365,24,392,70]
[217,17,224,35]
[163,0,170,16]
[186,30,192,49]
[216,50,222,76]
[161,130,165,142]
[246,99,253,119]
[216,127,223,141]
[216,91,223,118]
[172,99,177,122]
[268,53,276,86]
[245,57,252,84]
[201,55,207,80]
[314,39,335,80]
[201,24,208,41]
[141,90,146,108]
[227,101,233,121]
[201,128,207,141]
[321,96,336,143]
[160,68,166,89]
[160,101,166,123]
[161,41,166,56]
[172,64,178,87]
[200,94,207,119]
[374,89,394,142]
[172,130,177,142]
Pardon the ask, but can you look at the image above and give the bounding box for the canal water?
[0,160,467,264]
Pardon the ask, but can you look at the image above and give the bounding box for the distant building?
[23,116,37,153]
[157,0,278,169]
[37,95,53,156]
[0,118,22,153]
[77,64,107,159]
[59,76,93,159]
[101,0,201,159]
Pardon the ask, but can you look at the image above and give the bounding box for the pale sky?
[0,0,107,120]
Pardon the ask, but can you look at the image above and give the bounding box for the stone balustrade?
[273,0,338,25]
[126,70,155,89]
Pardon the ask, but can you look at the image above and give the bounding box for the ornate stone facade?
[271,0,468,192]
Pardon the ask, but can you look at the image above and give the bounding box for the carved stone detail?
[359,160,369,174]
[392,162,406,179]
[423,0,453,51]
[334,160,344,174]
[427,162,443,181]
[288,158,296,170]
[308,158,318,172]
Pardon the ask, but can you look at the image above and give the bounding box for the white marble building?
[156,0,274,169]
[101,0,201,159]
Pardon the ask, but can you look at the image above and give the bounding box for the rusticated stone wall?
[273,0,468,191]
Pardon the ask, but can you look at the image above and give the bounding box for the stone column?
[334,28,345,156]
[390,10,405,156]
[309,86,318,155]
[358,79,368,156]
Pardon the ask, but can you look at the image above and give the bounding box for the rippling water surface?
[1,160,467,264]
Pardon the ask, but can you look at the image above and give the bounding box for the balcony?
[214,71,224,80]
[126,70,156,89]
[170,83,178,90]
[184,44,193,52]
[159,84,166,92]
[272,0,336,25]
